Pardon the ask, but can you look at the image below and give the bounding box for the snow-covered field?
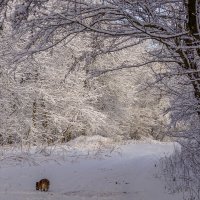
[0,136,184,200]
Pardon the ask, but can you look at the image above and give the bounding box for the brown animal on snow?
[36,179,50,192]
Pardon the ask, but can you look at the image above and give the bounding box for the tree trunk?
[185,0,200,115]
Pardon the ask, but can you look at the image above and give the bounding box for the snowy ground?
[0,136,184,200]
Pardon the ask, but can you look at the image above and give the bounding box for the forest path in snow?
[0,141,184,200]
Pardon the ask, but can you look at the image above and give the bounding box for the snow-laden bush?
[160,136,200,200]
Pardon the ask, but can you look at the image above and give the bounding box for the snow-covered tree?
[1,0,197,128]
[85,41,170,140]
[0,39,113,146]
